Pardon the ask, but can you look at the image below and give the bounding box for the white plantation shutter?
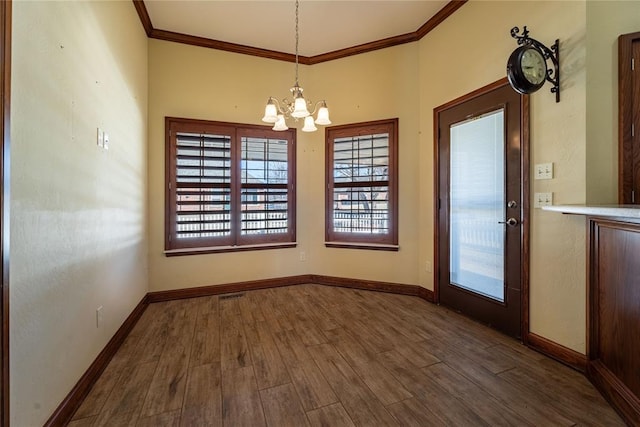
[326,119,398,247]
[166,118,296,252]
[332,133,390,235]
[240,135,291,238]
[175,131,233,244]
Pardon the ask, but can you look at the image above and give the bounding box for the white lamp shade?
[302,116,317,132]
[315,105,331,125]
[292,96,310,118]
[262,100,278,123]
[272,115,289,131]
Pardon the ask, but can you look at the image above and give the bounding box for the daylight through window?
[166,118,296,253]
[326,119,398,248]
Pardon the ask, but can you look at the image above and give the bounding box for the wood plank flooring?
[68,284,624,426]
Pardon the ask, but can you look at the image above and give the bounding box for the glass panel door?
[436,81,524,339]
[449,109,505,301]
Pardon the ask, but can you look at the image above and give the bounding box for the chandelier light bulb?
[302,116,317,132]
[291,93,310,118]
[315,103,331,125]
[262,98,278,123]
[272,114,289,131]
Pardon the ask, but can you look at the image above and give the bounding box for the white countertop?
[543,204,640,219]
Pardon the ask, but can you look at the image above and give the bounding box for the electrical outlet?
[535,163,554,180]
[534,192,553,208]
[299,251,306,262]
[96,306,103,328]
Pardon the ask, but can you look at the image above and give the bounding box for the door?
[618,32,640,203]
[435,80,528,339]
[0,1,8,424]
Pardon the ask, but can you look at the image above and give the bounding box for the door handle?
[499,218,519,227]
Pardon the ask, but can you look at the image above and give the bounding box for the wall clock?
[507,45,547,94]
[507,26,560,102]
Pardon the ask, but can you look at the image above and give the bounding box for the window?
[165,117,296,254]
[325,118,398,249]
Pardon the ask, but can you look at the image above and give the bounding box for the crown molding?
[132,0,467,64]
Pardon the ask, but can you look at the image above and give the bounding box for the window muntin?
[326,119,398,247]
[166,118,296,252]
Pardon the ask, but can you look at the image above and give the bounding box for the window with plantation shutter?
[240,131,291,240]
[325,119,398,249]
[166,118,296,254]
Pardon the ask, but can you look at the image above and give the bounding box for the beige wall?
[11,2,148,426]
[9,1,637,423]
[148,1,635,355]
[418,1,589,352]
[586,1,640,203]
[417,0,638,352]
[148,41,421,291]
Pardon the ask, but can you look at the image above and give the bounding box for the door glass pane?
[449,109,505,301]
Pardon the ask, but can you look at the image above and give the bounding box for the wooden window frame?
[165,117,296,256]
[325,118,399,250]
[618,31,640,204]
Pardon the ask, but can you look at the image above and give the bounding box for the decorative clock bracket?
[511,26,560,102]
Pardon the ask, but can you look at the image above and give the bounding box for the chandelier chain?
[294,0,299,86]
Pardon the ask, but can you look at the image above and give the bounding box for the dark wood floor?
[68,284,624,426]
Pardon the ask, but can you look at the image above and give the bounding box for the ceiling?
[143,0,452,58]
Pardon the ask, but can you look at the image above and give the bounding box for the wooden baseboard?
[147,274,434,304]
[526,332,587,372]
[587,359,640,426]
[311,275,434,302]
[146,275,313,303]
[44,295,150,427]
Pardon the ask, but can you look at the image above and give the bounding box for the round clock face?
[521,48,546,85]
[506,46,547,94]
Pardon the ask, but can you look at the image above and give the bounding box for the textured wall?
[148,40,421,291]
[147,1,635,354]
[10,8,631,424]
[11,2,148,425]
[418,0,591,352]
[585,1,640,204]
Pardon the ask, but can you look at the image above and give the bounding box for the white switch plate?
[103,132,109,150]
[299,251,306,262]
[96,128,104,147]
[96,306,103,328]
[535,163,553,180]
[534,192,553,208]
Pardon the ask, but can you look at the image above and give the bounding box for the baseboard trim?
[147,274,435,304]
[146,274,313,302]
[44,295,150,427]
[311,274,434,302]
[526,332,587,372]
[587,359,640,426]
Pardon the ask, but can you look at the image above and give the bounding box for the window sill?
[324,242,399,251]
[165,242,297,257]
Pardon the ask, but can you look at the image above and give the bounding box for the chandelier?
[261,0,331,132]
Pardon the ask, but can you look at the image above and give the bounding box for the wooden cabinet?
[588,217,640,425]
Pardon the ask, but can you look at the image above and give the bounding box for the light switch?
[96,128,104,147]
[535,163,553,180]
[534,192,553,208]
[103,132,109,150]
